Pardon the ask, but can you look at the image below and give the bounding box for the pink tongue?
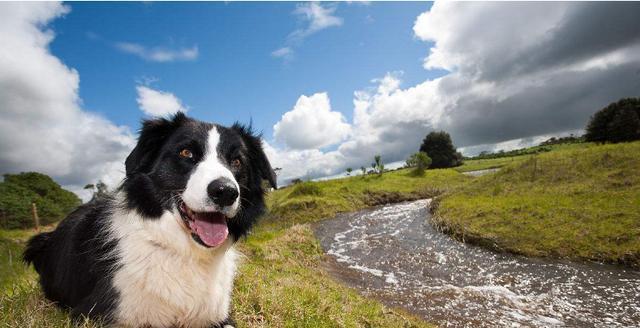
[188,212,228,247]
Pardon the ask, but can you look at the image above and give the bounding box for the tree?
[406,152,432,175]
[419,131,463,168]
[85,180,110,201]
[585,98,640,143]
[346,168,353,176]
[373,155,384,175]
[608,107,640,143]
[360,166,366,176]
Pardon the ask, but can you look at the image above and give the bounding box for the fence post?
[32,202,40,232]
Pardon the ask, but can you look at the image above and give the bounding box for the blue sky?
[2,2,639,199]
[50,2,435,140]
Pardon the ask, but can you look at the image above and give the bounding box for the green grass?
[455,156,528,173]
[457,143,591,173]
[436,141,640,267]
[0,228,39,290]
[266,168,469,228]
[234,224,430,327]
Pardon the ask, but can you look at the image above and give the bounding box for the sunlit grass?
[234,225,431,327]
[265,168,469,228]
[436,141,640,266]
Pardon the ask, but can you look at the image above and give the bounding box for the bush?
[0,172,81,229]
[419,131,463,168]
[373,155,384,175]
[289,182,323,197]
[585,98,640,143]
[406,152,432,175]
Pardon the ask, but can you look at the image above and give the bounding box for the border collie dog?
[24,113,276,327]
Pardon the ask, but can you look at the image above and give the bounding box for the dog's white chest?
[110,210,237,328]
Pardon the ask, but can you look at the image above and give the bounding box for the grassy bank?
[265,168,468,227]
[435,141,640,267]
[2,167,465,327]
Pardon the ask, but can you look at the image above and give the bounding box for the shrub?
[373,155,384,175]
[406,152,432,175]
[585,98,640,143]
[419,131,463,168]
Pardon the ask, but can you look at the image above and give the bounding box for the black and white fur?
[24,113,277,327]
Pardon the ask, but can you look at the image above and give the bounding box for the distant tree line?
[539,134,584,146]
[0,172,81,229]
[472,146,553,160]
[470,97,639,160]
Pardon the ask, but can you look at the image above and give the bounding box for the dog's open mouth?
[178,202,228,248]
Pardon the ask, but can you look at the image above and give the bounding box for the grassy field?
[2,168,467,327]
[2,141,638,326]
[435,141,640,267]
[455,143,590,173]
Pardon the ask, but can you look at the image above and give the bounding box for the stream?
[314,200,640,327]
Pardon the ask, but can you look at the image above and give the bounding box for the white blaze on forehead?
[181,126,240,215]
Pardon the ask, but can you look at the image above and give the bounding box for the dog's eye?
[230,158,241,168]
[179,149,193,159]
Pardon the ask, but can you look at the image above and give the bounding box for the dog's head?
[122,112,276,248]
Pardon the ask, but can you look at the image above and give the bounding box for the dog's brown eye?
[179,149,193,159]
[231,158,241,168]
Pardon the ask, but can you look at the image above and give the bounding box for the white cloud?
[272,2,343,60]
[0,2,136,201]
[273,93,351,150]
[271,47,293,60]
[116,42,198,62]
[268,2,640,184]
[289,2,343,41]
[136,85,188,117]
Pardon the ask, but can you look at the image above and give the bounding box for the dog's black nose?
[207,178,239,207]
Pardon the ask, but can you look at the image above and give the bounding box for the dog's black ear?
[232,123,277,189]
[126,112,188,176]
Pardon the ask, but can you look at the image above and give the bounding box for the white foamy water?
[314,200,640,327]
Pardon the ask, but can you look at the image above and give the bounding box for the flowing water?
[314,200,640,327]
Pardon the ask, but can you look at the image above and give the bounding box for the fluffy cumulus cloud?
[136,85,188,117]
[268,2,640,184]
[412,2,640,148]
[273,93,351,150]
[0,2,135,201]
[115,42,198,62]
